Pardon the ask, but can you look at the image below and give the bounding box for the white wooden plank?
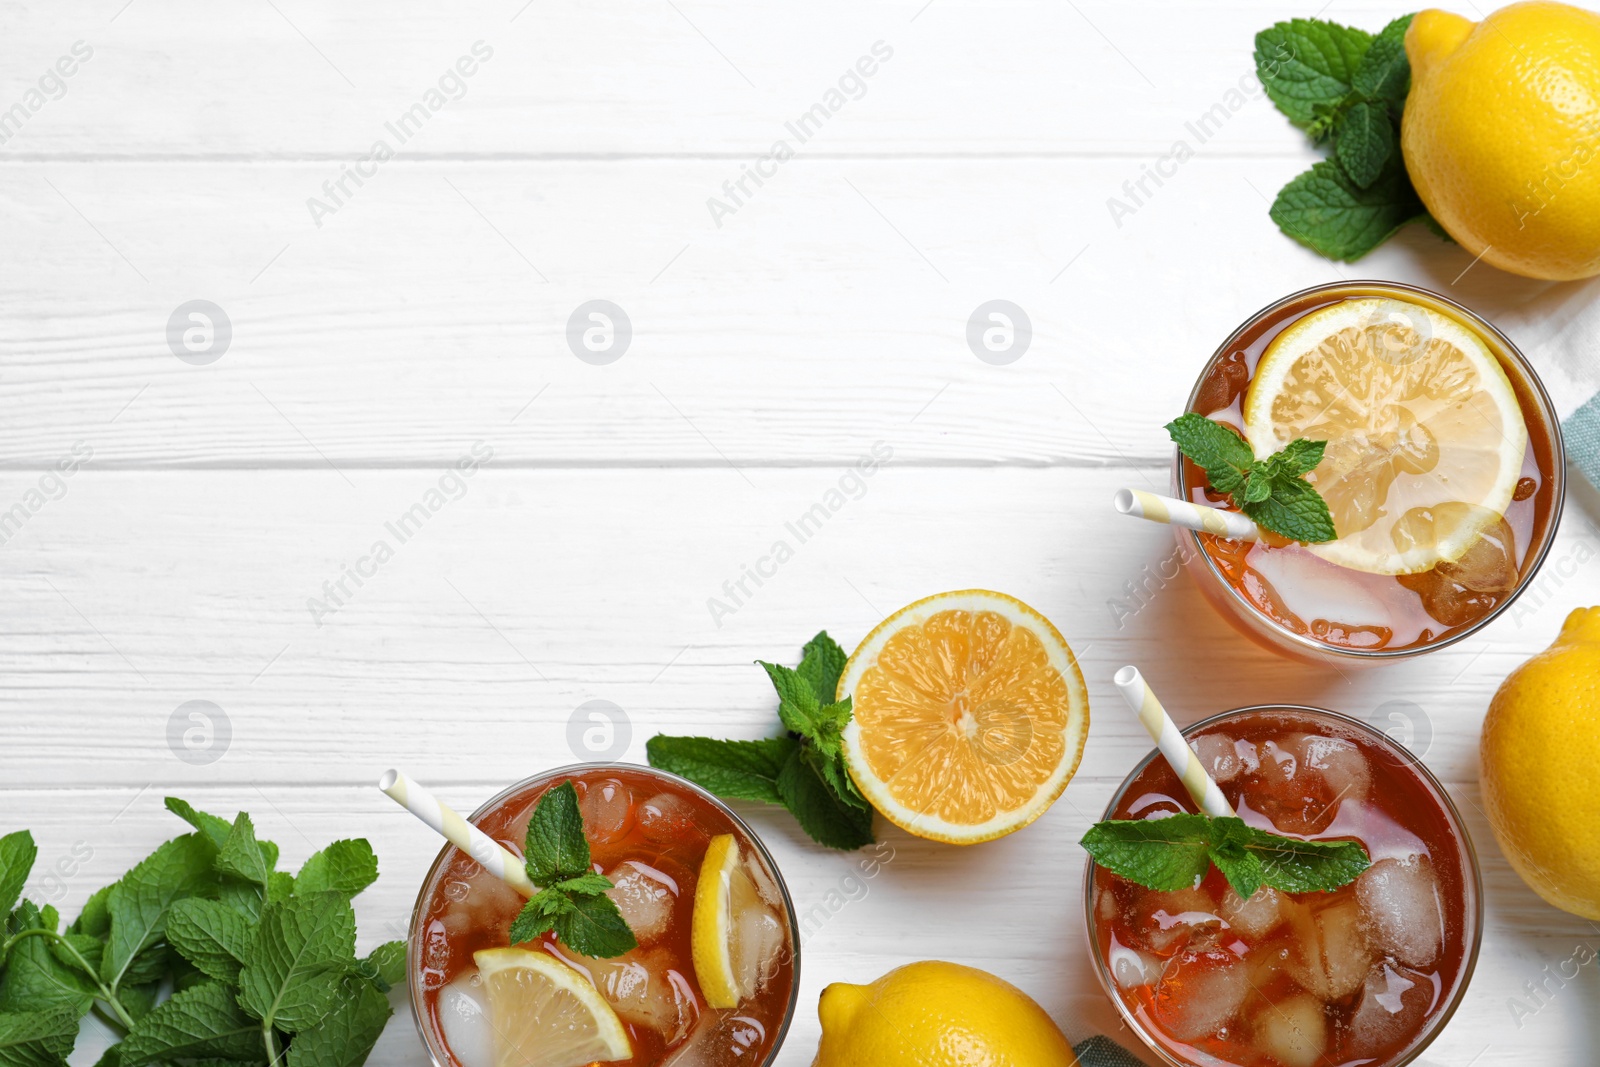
[0,466,1592,791]
[0,156,1562,467]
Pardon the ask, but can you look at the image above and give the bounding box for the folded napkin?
[1073,1035,1151,1066]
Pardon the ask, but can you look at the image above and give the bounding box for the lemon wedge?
[838,590,1088,844]
[1243,297,1527,575]
[471,947,631,1067]
[690,833,742,1009]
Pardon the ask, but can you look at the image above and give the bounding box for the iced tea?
[1177,282,1563,661]
[1086,706,1481,1067]
[408,765,799,1067]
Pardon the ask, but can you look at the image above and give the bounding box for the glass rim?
[1177,278,1568,661]
[1080,703,1485,1067]
[404,761,803,1067]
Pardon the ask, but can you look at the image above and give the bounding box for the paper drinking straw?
[1112,666,1235,818]
[378,769,536,897]
[1113,488,1259,542]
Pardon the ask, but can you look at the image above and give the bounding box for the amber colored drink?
[1085,706,1482,1067]
[407,765,799,1067]
[1177,281,1563,662]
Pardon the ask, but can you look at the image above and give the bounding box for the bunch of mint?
[647,632,874,851]
[1082,813,1370,898]
[1167,413,1336,543]
[0,799,400,1067]
[507,782,636,958]
[1256,15,1446,260]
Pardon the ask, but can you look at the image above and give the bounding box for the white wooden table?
[5,2,1598,1063]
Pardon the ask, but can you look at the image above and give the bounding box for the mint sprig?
[647,631,875,851]
[1081,813,1370,899]
[0,800,398,1067]
[507,782,637,958]
[1167,413,1336,543]
[1255,14,1446,260]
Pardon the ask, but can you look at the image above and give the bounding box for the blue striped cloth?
[1563,393,1600,491]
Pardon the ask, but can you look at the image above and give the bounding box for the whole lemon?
[1481,606,1600,918]
[812,961,1079,1067]
[1403,2,1600,280]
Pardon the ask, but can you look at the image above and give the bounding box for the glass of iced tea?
[1084,705,1482,1067]
[1176,281,1564,662]
[407,764,800,1067]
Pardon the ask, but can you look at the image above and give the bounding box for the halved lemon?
[690,833,741,1009]
[472,947,631,1067]
[1242,297,1527,576]
[838,590,1089,845]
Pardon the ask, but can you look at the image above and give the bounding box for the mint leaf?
[1352,15,1414,103]
[795,631,848,703]
[522,782,590,886]
[1080,815,1214,891]
[215,812,270,888]
[0,905,95,1018]
[354,941,405,993]
[237,891,357,1034]
[163,799,233,851]
[0,1008,80,1067]
[645,735,796,805]
[119,982,260,1067]
[759,661,826,738]
[553,892,637,959]
[101,834,217,992]
[1270,157,1423,261]
[507,890,567,946]
[1271,438,1326,478]
[553,872,612,897]
[1239,824,1370,892]
[286,975,391,1067]
[1336,101,1394,189]
[775,748,873,851]
[295,841,378,899]
[67,887,110,940]
[1165,413,1253,495]
[165,899,252,984]
[1241,474,1337,543]
[0,833,37,920]
[1254,19,1374,128]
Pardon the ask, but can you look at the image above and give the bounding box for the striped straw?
[1113,488,1259,542]
[1112,666,1235,818]
[378,769,536,898]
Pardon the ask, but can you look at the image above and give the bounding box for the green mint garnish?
[1166,413,1337,544]
[1081,813,1370,899]
[509,782,638,958]
[0,799,398,1067]
[648,631,875,852]
[1254,14,1443,260]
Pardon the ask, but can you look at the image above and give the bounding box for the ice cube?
[728,861,786,998]
[606,861,678,946]
[1192,734,1242,782]
[1108,941,1161,990]
[661,1010,769,1067]
[744,853,782,910]
[1219,886,1285,940]
[1396,509,1518,626]
[639,793,702,844]
[1346,961,1436,1056]
[1153,946,1250,1041]
[1233,739,1261,776]
[579,778,635,844]
[1254,993,1327,1067]
[1261,740,1298,785]
[1128,888,1223,953]
[1293,734,1371,806]
[1356,856,1443,966]
[1285,898,1373,999]
[438,968,494,1067]
[568,947,698,1044]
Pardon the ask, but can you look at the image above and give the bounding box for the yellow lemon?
[1481,606,1600,919]
[838,590,1089,844]
[813,961,1079,1067]
[472,947,632,1067]
[1403,2,1600,280]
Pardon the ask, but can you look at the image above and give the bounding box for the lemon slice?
[691,833,742,1009]
[471,947,631,1067]
[838,590,1089,845]
[1243,297,1527,575]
